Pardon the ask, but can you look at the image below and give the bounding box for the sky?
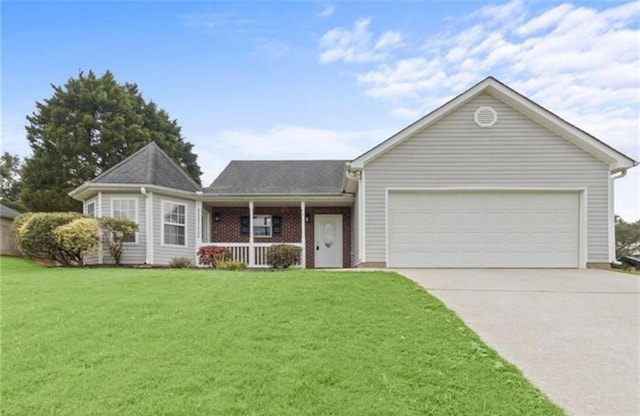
[1,0,639,220]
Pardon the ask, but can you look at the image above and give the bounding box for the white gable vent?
[474,106,498,127]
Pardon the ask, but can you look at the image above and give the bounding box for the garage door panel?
[388,191,580,268]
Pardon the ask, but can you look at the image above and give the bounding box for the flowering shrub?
[197,246,230,268]
[53,218,100,264]
[14,212,85,265]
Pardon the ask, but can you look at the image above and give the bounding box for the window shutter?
[240,216,250,236]
[273,216,282,235]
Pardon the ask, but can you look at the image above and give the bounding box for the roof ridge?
[146,142,157,184]
[152,143,202,191]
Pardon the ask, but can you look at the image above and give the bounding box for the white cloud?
[319,4,336,18]
[195,125,386,184]
[515,3,573,36]
[318,0,639,219]
[318,18,404,64]
[374,31,404,50]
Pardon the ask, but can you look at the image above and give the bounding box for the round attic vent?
[474,106,498,127]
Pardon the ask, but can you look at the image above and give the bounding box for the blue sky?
[2,0,638,219]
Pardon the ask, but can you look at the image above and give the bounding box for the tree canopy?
[615,215,640,259]
[21,70,202,212]
[0,152,24,210]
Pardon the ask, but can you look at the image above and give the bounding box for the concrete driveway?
[396,268,639,416]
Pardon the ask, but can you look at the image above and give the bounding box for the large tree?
[21,70,202,212]
[615,215,640,259]
[0,152,23,204]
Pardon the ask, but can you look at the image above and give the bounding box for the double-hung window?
[163,202,186,246]
[253,215,272,237]
[112,199,137,243]
[240,215,281,237]
[86,201,96,218]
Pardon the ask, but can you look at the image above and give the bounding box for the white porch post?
[249,201,255,267]
[300,201,306,268]
[195,200,203,266]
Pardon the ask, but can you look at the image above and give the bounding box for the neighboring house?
[0,203,20,256]
[70,77,636,269]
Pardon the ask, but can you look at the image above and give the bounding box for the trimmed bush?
[216,260,247,271]
[197,246,230,268]
[266,244,301,269]
[14,212,85,265]
[168,257,193,269]
[53,218,100,264]
[99,217,138,265]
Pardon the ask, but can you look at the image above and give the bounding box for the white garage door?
[388,191,580,268]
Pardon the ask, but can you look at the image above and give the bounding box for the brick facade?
[207,205,351,268]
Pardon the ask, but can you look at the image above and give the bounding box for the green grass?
[1,257,563,415]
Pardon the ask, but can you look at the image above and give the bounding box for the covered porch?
[195,197,352,268]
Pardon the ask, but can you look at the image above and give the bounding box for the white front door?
[314,214,343,268]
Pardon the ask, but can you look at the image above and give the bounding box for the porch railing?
[199,242,303,268]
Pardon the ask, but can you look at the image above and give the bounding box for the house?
[0,203,20,256]
[69,77,636,269]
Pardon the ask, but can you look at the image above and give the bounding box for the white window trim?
[253,214,272,238]
[110,197,139,244]
[161,200,188,247]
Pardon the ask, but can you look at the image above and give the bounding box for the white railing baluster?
[198,242,304,268]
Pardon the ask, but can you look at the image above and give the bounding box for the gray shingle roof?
[91,142,200,192]
[205,160,347,194]
[0,203,20,219]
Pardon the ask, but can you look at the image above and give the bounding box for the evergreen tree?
[0,152,23,206]
[21,70,202,211]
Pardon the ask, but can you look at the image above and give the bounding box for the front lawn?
[1,257,562,415]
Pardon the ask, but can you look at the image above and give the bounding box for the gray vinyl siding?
[364,93,610,264]
[83,196,99,264]
[82,193,147,265]
[351,189,360,266]
[101,193,147,265]
[152,194,196,265]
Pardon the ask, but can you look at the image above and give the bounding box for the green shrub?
[14,212,85,265]
[265,244,302,269]
[53,218,100,264]
[197,246,230,268]
[168,257,193,268]
[216,260,247,271]
[99,217,138,265]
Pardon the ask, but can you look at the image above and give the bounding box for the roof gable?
[350,77,636,172]
[205,160,348,195]
[90,142,200,192]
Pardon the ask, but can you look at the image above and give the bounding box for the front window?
[86,201,96,218]
[112,199,137,243]
[253,215,272,237]
[164,202,186,246]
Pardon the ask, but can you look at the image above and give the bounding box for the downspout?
[609,169,629,264]
[346,164,364,266]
